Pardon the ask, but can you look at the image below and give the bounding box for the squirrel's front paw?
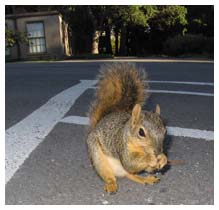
[144,175,160,185]
[104,181,118,194]
[157,153,168,169]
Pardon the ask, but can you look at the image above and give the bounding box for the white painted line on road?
[60,115,89,125]
[5,80,96,184]
[89,87,213,97]
[86,80,214,86]
[166,126,214,141]
[148,80,213,86]
[59,116,214,141]
[147,90,213,97]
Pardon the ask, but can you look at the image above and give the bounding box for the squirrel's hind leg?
[87,137,117,194]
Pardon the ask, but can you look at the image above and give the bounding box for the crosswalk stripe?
[5,80,96,184]
[59,115,214,141]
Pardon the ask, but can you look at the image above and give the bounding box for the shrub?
[163,34,214,56]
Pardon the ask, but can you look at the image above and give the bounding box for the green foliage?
[5,28,16,48]
[5,27,28,49]
[185,5,213,36]
[149,5,187,32]
[163,34,213,56]
[138,5,188,54]
[119,6,149,26]
[108,5,156,27]
[5,5,214,57]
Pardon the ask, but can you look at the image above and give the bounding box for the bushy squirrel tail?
[88,63,149,128]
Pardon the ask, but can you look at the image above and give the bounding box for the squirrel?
[87,63,167,193]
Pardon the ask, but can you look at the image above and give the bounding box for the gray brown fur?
[87,63,167,193]
[88,63,149,128]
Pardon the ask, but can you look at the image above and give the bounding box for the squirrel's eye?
[138,128,145,137]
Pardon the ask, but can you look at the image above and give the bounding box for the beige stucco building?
[6,11,72,60]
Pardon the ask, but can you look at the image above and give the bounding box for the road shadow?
[144,98,173,174]
[160,134,173,175]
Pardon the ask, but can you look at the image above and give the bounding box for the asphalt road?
[5,60,214,204]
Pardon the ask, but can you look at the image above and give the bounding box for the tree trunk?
[87,6,104,55]
[115,28,119,56]
[119,25,127,56]
[91,30,100,54]
[105,25,112,54]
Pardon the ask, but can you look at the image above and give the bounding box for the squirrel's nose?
[154,142,163,156]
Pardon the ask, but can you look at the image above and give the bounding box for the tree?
[107,6,156,55]
[59,5,108,54]
[50,5,94,55]
[5,5,213,57]
[5,6,29,58]
[185,5,214,37]
[149,6,187,32]
[61,6,93,54]
[72,5,156,55]
[147,5,187,54]
[86,6,108,54]
[5,28,28,48]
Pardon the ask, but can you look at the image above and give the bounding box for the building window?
[26,22,46,53]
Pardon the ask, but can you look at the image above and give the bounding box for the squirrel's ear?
[131,104,141,128]
[155,104,161,115]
